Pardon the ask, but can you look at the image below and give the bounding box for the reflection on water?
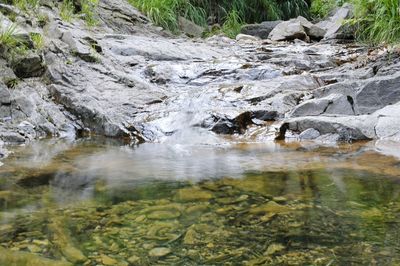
[0,138,400,265]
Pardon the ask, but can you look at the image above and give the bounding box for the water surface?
[0,138,400,265]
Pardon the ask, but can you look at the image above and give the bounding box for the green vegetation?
[221,10,243,38]
[129,0,310,34]
[60,0,99,26]
[30,32,44,51]
[310,0,338,18]
[60,0,75,22]
[12,0,40,11]
[0,23,19,49]
[351,0,400,45]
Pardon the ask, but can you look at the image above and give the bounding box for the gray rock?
[240,21,282,39]
[268,19,307,41]
[299,128,321,140]
[178,16,204,38]
[0,83,11,105]
[236,34,260,42]
[355,73,400,115]
[12,52,46,78]
[295,16,326,40]
[320,4,354,41]
[290,93,355,117]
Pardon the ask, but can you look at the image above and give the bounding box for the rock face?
[240,21,282,39]
[0,0,399,146]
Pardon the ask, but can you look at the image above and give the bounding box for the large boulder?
[268,19,307,41]
[318,4,354,41]
[240,21,282,39]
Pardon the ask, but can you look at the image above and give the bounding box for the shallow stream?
[1,137,400,265]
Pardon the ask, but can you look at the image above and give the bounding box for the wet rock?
[0,247,72,266]
[268,19,307,42]
[240,21,282,39]
[11,52,45,78]
[175,187,213,202]
[299,128,320,140]
[149,247,171,257]
[100,254,118,265]
[249,201,291,214]
[265,243,285,256]
[178,16,204,38]
[147,210,181,220]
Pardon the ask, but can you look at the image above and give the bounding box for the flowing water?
[1,136,400,265]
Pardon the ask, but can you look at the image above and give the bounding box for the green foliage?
[129,0,311,36]
[351,0,400,45]
[81,0,100,27]
[222,10,243,38]
[310,0,337,18]
[60,0,75,22]
[12,0,40,11]
[30,32,44,51]
[0,23,19,48]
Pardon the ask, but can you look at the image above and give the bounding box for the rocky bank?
[1,0,400,156]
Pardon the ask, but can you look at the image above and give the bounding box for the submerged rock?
[174,187,213,202]
[149,247,171,257]
[0,247,72,266]
[249,201,292,214]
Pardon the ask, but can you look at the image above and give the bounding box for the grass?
[129,0,311,36]
[351,0,400,45]
[0,23,19,49]
[30,32,44,51]
[222,10,243,39]
[12,0,40,11]
[60,0,75,22]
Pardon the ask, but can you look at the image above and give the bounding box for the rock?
[265,243,285,256]
[299,128,320,140]
[178,16,204,38]
[268,20,307,42]
[355,73,400,115]
[320,4,354,41]
[0,84,11,105]
[240,21,282,39]
[11,52,46,78]
[127,255,140,264]
[61,31,99,63]
[290,94,355,117]
[147,210,181,220]
[295,16,326,40]
[236,34,260,42]
[175,187,213,202]
[249,201,292,214]
[149,247,171,257]
[0,247,72,266]
[100,254,118,265]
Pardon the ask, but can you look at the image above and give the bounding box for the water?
[1,137,400,265]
